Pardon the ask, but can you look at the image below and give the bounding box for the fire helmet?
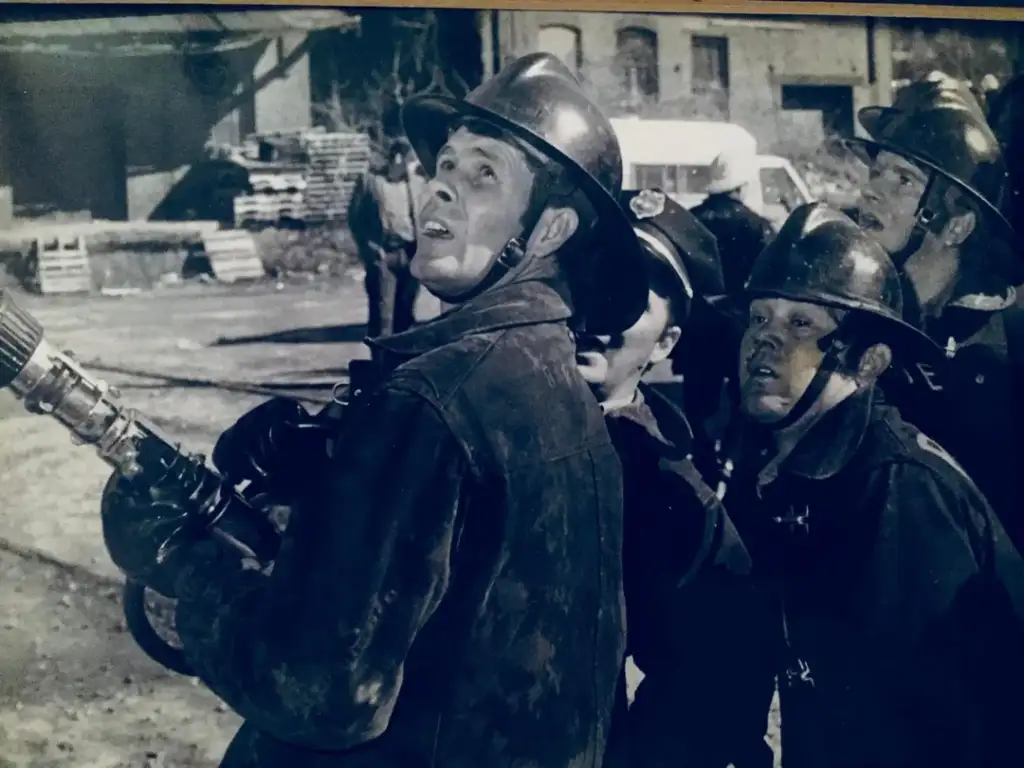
[744,203,939,358]
[401,53,647,334]
[844,71,1022,283]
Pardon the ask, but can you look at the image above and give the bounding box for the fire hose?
[0,289,361,677]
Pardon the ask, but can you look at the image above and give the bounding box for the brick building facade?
[484,12,894,151]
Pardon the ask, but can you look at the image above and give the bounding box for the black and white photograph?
[1,1,1023,766]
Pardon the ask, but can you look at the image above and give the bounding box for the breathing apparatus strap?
[766,325,852,432]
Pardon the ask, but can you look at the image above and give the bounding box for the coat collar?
[603,382,695,457]
[748,386,876,488]
[367,277,573,360]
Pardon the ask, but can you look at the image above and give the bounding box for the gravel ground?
[0,546,239,767]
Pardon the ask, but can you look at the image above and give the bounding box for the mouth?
[857,208,885,231]
[420,219,454,240]
[746,359,779,380]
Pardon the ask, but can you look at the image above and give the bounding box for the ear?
[649,325,683,366]
[856,343,893,383]
[945,209,976,247]
[527,206,580,258]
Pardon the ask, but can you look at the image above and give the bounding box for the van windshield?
[760,166,804,210]
[634,164,712,195]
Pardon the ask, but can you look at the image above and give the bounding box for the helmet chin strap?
[888,171,949,269]
[765,326,852,432]
[430,235,530,306]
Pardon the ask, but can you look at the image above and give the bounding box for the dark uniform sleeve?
[884,459,1024,764]
[171,385,466,751]
[658,455,752,586]
[884,455,1024,619]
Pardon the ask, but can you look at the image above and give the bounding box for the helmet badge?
[630,188,666,220]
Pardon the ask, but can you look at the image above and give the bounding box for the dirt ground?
[0,278,780,766]
[0,547,238,767]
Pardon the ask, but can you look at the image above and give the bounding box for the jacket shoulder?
[862,407,979,495]
[397,323,610,471]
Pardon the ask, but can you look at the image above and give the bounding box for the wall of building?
[0,34,313,222]
[494,12,893,151]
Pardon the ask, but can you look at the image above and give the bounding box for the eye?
[749,312,767,326]
[438,157,455,172]
[791,315,812,329]
[479,164,498,181]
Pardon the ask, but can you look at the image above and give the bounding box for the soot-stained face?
[412,126,537,297]
[738,296,841,423]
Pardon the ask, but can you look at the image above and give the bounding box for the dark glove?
[212,397,332,502]
[101,468,208,597]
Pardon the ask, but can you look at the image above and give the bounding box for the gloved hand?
[212,397,332,502]
[101,468,213,598]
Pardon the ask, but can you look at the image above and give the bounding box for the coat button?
[975,374,985,384]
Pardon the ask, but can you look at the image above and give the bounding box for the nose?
[427,177,457,205]
[748,324,784,352]
[860,176,885,205]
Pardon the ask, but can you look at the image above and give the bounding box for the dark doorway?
[781,84,855,138]
[4,83,129,220]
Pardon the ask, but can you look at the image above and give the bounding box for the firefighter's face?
[857,150,929,253]
[739,297,840,423]
[576,289,681,403]
[412,127,536,296]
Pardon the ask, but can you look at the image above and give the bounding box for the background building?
[485,12,894,152]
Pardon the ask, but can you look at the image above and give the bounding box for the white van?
[609,117,814,229]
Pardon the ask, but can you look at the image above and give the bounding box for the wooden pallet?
[200,230,266,283]
[32,235,93,295]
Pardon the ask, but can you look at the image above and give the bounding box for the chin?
[740,393,791,424]
[411,250,462,287]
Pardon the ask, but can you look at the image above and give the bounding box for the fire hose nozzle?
[0,290,46,390]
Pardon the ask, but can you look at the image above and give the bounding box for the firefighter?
[576,188,762,768]
[99,53,649,768]
[347,138,426,338]
[690,144,776,296]
[845,70,1024,551]
[720,203,1024,768]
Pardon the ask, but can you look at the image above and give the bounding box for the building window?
[691,35,730,119]
[537,24,583,74]
[616,26,660,106]
[780,84,855,138]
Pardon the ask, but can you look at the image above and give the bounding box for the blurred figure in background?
[348,137,427,338]
[690,144,776,296]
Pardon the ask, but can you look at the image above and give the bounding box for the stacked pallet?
[302,132,372,224]
[233,168,308,229]
[228,129,371,229]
